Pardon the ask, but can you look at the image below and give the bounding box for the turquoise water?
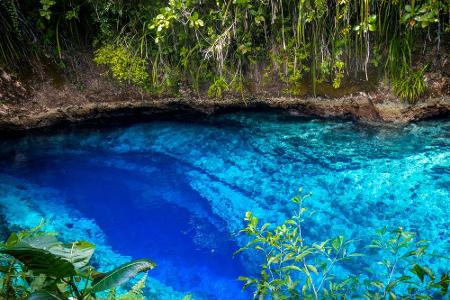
[0,112,449,299]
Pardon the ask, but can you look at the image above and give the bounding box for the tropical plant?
[0,0,449,100]
[236,188,449,299]
[94,44,149,87]
[208,76,229,98]
[393,68,427,104]
[0,221,155,300]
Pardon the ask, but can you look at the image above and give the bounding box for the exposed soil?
[0,55,449,133]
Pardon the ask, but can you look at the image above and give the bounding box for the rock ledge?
[0,95,449,133]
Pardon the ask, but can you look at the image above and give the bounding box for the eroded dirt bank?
[0,67,449,133]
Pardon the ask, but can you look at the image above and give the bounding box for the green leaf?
[295,250,312,261]
[282,265,303,272]
[389,291,397,300]
[348,253,364,257]
[422,266,435,280]
[51,241,95,270]
[89,259,156,293]
[182,293,193,300]
[285,220,297,226]
[307,265,318,276]
[332,236,344,251]
[438,273,449,294]
[386,276,411,291]
[238,276,251,281]
[410,266,422,283]
[28,291,65,300]
[370,281,384,289]
[1,246,76,278]
[411,264,433,283]
[1,235,95,278]
[261,223,271,232]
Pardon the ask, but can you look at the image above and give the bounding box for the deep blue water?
[0,112,449,299]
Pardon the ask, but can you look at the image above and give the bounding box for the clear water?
[0,112,448,299]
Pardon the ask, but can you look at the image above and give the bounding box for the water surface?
[0,112,448,298]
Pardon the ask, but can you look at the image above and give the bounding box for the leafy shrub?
[393,69,427,104]
[237,189,449,299]
[207,76,229,98]
[94,44,149,87]
[0,221,155,299]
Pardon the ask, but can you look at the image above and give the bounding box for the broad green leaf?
[89,259,156,293]
[51,241,95,269]
[28,291,65,300]
[1,246,76,278]
[307,265,318,276]
[412,264,426,282]
[1,235,95,278]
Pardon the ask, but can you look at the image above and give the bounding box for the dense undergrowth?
[0,1,449,102]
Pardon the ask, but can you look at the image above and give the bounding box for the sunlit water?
[0,112,448,299]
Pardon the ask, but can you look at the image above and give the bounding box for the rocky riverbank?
[1,95,449,132]
[0,67,449,133]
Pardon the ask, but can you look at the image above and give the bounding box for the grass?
[393,68,427,104]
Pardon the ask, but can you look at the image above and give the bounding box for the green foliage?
[89,260,155,294]
[28,291,65,300]
[393,69,427,104]
[208,76,229,98]
[94,44,149,87]
[39,0,57,21]
[401,1,442,28]
[362,226,448,299]
[237,188,449,299]
[0,0,449,100]
[0,222,155,300]
[115,275,147,300]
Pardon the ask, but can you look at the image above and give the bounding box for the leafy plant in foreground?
[362,226,449,299]
[237,189,449,299]
[0,221,155,300]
